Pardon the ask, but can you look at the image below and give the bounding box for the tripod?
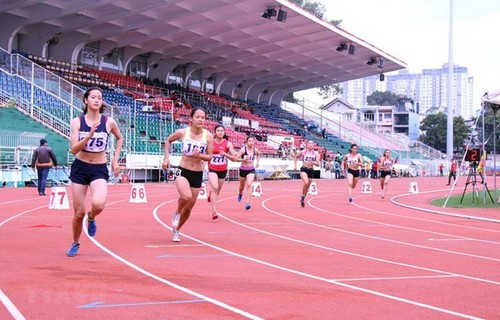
[460,161,494,204]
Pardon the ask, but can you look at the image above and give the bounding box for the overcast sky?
[298,0,500,113]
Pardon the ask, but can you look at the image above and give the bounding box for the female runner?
[66,87,123,257]
[378,149,394,199]
[342,143,363,203]
[162,107,213,242]
[235,136,260,210]
[207,124,239,219]
[294,140,320,207]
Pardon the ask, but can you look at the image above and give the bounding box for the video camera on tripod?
[460,148,494,204]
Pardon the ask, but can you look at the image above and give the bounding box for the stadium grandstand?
[0,0,441,186]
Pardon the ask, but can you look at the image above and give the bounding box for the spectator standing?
[334,160,341,179]
[446,159,457,186]
[31,138,58,196]
[371,160,378,179]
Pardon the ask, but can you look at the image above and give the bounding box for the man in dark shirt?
[31,138,58,195]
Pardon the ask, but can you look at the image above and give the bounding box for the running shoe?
[171,213,180,230]
[87,214,97,237]
[172,230,180,242]
[212,212,219,220]
[66,242,80,257]
[300,195,305,208]
[349,197,352,203]
[237,194,243,202]
[207,193,211,203]
[245,203,251,210]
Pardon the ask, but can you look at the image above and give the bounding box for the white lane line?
[347,194,500,238]
[0,206,47,227]
[428,238,473,241]
[87,201,264,320]
[145,244,205,248]
[258,196,500,285]
[0,206,45,320]
[333,275,457,282]
[0,289,26,320]
[150,202,484,320]
[391,190,500,224]
[301,197,500,261]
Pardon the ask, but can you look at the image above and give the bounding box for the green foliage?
[366,91,406,106]
[330,19,342,26]
[290,0,339,23]
[302,1,326,18]
[317,84,343,100]
[419,112,470,152]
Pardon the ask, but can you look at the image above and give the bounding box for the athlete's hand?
[112,159,120,177]
[191,148,201,158]
[162,158,170,170]
[89,121,100,136]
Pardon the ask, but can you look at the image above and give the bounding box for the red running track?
[0,176,499,319]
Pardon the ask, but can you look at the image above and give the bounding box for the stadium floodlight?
[262,7,277,20]
[367,57,377,65]
[336,43,348,52]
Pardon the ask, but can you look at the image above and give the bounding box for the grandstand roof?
[0,0,406,104]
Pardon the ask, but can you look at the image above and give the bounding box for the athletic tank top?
[181,127,208,156]
[208,139,229,171]
[242,146,256,161]
[345,153,360,168]
[380,157,393,170]
[302,150,317,163]
[79,115,109,153]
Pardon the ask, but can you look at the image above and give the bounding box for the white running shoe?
[171,213,180,230]
[172,230,180,242]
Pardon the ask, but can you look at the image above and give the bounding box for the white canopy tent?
[481,89,500,203]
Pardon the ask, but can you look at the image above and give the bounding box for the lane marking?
[428,238,473,241]
[301,189,500,235]
[145,244,205,248]
[391,190,500,224]
[88,201,264,320]
[300,196,500,260]
[79,299,205,309]
[151,204,485,320]
[158,254,232,258]
[333,275,457,282]
[0,289,26,320]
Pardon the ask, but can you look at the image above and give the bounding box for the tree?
[289,0,325,19]
[366,91,405,106]
[317,84,343,100]
[419,112,470,152]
